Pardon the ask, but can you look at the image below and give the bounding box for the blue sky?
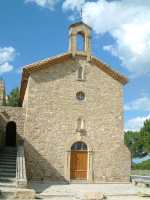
[0,0,150,161]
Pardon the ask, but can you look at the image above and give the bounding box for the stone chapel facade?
[0,22,131,183]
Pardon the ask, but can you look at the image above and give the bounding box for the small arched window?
[78,67,83,79]
[77,117,85,130]
[77,66,85,81]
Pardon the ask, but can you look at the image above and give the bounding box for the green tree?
[124,131,148,159]
[132,159,150,170]
[139,118,150,154]
[7,86,19,107]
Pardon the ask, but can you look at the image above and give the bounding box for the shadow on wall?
[24,139,69,192]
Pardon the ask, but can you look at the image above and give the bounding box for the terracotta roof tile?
[19,52,130,104]
[19,52,72,103]
[91,56,130,85]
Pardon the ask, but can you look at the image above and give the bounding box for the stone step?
[0,177,16,183]
[0,152,17,156]
[0,161,16,166]
[0,187,15,196]
[0,172,16,178]
[1,148,16,151]
[2,146,17,150]
[1,150,17,155]
[0,157,16,162]
[0,164,16,169]
[0,153,17,157]
[1,149,16,153]
[0,168,16,173]
[0,181,16,188]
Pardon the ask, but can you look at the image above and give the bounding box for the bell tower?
[69,22,92,61]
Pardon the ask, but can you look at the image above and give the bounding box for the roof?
[19,52,72,103]
[91,56,130,85]
[19,52,130,104]
[69,22,92,30]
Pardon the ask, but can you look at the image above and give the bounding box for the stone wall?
[0,106,25,143]
[23,55,131,182]
[0,81,6,106]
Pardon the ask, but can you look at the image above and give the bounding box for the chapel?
[0,22,131,183]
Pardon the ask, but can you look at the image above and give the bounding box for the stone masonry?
[0,22,131,183]
[23,54,131,182]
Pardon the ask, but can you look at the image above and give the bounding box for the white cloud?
[68,14,76,21]
[125,115,150,131]
[64,0,150,78]
[0,47,16,64]
[25,0,59,11]
[62,0,85,11]
[0,46,18,75]
[16,67,23,74]
[0,62,13,75]
[124,96,150,111]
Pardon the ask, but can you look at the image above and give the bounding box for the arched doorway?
[5,121,16,146]
[70,141,87,180]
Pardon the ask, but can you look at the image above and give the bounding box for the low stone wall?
[132,179,150,188]
[16,145,27,188]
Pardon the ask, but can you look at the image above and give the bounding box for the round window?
[76,92,85,101]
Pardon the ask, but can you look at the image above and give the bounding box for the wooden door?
[70,151,87,179]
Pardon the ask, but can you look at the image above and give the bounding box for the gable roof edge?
[91,56,130,85]
[69,22,92,30]
[19,52,72,104]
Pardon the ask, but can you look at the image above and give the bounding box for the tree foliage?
[124,131,148,159]
[124,118,150,159]
[7,86,19,107]
[139,119,150,153]
[132,159,150,170]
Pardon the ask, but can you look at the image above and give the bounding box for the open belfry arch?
[0,21,131,184]
[69,22,92,60]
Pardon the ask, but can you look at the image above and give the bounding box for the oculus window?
[76,92,85,101]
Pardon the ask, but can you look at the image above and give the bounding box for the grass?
[132,170,150,176]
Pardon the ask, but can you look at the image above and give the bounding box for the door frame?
[65,136,93,182]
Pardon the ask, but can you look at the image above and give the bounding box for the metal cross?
[80,8,84,21]
[79,8,90,21]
